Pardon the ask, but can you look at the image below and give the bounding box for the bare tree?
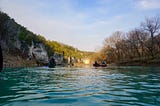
[104,31,124,61]
[126,30,141,58]
[141,16,160,58]
[154,34,160,56]
[98,15,160,65]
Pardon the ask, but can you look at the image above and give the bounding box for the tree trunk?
[0,45,3,71]
[150,32,154,58]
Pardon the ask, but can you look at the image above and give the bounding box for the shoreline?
[3,53,37,68]
[2,53,160,69]
[115,58,160,67]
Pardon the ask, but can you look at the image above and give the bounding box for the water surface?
[0,66,160,106]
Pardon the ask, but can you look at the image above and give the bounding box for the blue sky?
[0,0,160,51]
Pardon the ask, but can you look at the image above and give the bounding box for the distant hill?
[0,11,93,67]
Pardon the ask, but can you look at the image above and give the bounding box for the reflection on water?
[0,66,160,106]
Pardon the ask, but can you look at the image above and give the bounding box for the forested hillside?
[0,11,91,67]
[94,15,160,66]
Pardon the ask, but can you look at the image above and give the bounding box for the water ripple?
[0,67,160,106]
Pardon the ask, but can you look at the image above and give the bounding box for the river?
[0,66,160,106]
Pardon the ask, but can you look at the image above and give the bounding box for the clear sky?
[0,0,160,51]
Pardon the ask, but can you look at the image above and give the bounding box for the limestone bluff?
[0,11,49,66]
[0,11,91,67]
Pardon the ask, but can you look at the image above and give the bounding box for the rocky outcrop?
[29,43,48,64]
[0,11,89,68]
[52,52,64,65]
[0,11,49,66]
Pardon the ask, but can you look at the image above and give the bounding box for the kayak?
[48,64,56,68]
[93,64,107,67]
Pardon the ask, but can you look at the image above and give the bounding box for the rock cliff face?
[29,43,48,64]
[0,11,90,67]
[0,11,49,66]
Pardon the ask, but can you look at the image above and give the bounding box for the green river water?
[0,66,160,106]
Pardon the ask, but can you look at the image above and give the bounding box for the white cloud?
[136,0,160,10]
[1,0,159,51]
[0,0,110,51]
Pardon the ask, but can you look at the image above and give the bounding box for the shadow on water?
[0,66,160,106]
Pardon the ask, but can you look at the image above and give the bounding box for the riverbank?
[116,58,160,66]
[3,52,37,68]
